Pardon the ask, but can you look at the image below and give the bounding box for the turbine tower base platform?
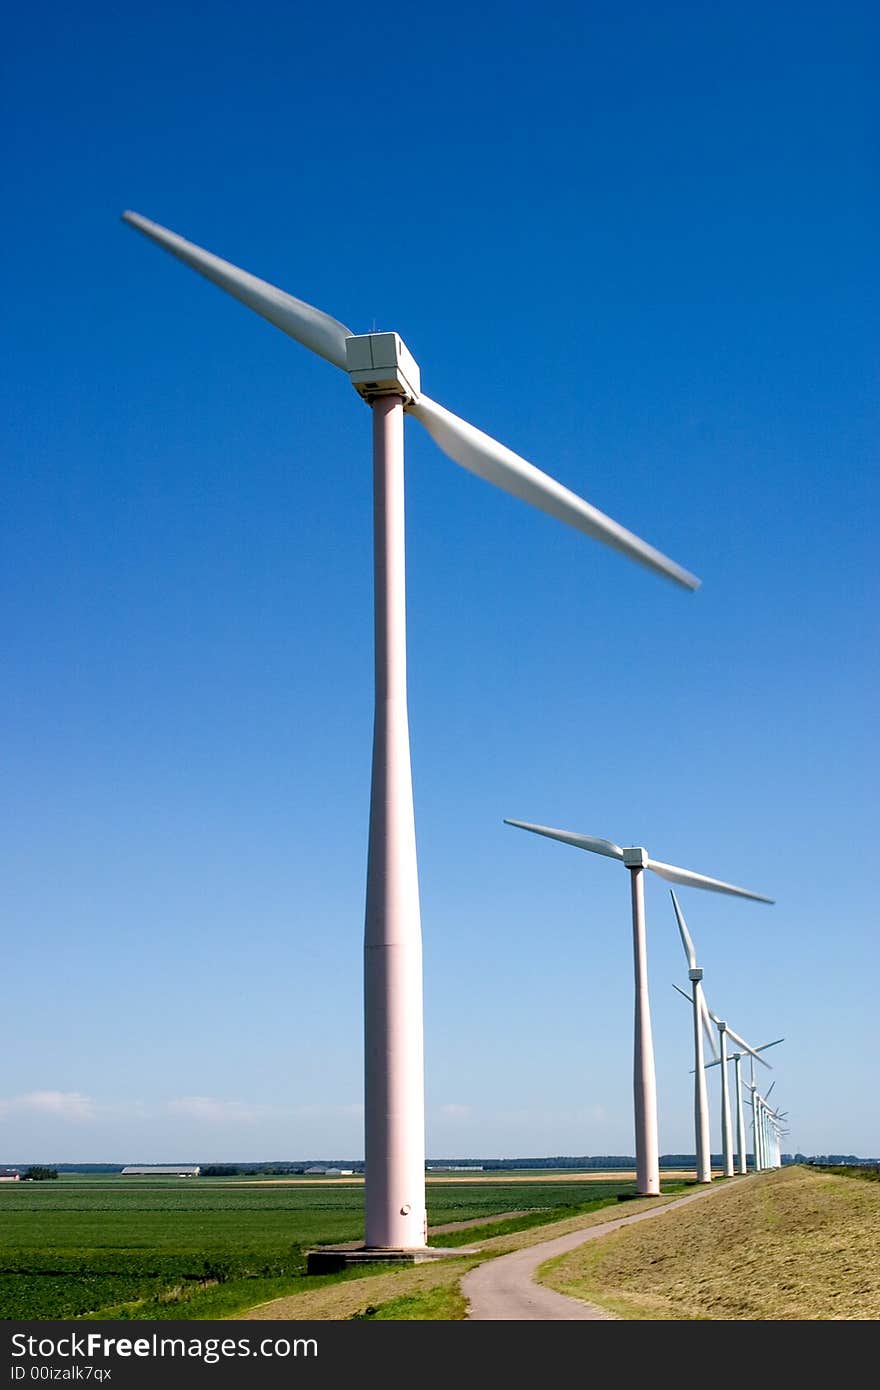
[306,1243,479,1274]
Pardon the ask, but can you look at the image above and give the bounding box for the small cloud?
[166,1097,264,1125]
[0,1091,95,1121]
[285,1102,364,1120]
[439,1104,471,1120]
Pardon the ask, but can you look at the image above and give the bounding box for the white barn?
[121,1165,200,1177]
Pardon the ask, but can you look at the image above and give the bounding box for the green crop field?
[0,1173,640,1320]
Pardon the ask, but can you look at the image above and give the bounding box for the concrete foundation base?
[306,1243,479,1274]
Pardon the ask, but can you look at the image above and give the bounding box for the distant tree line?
[29,1154,880,1177]
[803,1154,878,1166]
[200,1163,365,1177]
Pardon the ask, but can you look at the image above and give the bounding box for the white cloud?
[0,1091,95,1121]
[439,1104,472,1120]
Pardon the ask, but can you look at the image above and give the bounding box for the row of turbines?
[671,893,786,1178]
[121,211,785,1250]
[504,819,787,1190]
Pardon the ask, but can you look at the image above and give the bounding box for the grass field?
[537,1166,880,1320]
[0,1171,649,1319]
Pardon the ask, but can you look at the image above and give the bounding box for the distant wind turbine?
[675,983,771,1177]
[122,211,700,1251]
[744,1067,785,1170]
[704,1035,783,1173]
[505,818,773,1196]
[669,891,717,1184]
[744,1066,766,1170]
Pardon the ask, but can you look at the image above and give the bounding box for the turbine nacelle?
[623,846,649,869]
[346,333,421,405]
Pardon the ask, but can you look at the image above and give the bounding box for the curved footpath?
[463,1176,747,1320]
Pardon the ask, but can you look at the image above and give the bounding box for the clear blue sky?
[3,1,876,1163]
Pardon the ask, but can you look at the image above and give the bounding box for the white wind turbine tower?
[744,1066,765,1170]
[758,1084,777,1167]
[669,892,718,1184]
[765,1105,784,1168]
[122,212,700,1252]
[704,1035,783,1173]
[761,1083,783,1167]
[768,1107,789,1168]
[504,819,773,1196]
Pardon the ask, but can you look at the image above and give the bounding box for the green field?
[0,1173,641,1320]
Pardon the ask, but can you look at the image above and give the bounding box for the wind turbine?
[745,1069,781,1170]
[673,985,768,1177]
[761,1083,780,1167]
[704,1035,783,1173]
[768,1106,789,1167]
[745,1067,766,1170]
[122,212,700,1252]
[669,891,717,1184]
[504,818,773,1196]
[674,982,774,1177]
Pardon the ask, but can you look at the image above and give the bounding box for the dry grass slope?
[538,1166,880,1320]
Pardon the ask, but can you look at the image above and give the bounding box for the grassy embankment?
[537,1165,880,1320]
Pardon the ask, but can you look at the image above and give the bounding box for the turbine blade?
[725,1025,772,1066]
[755,1038,785,1054]
[684,994,718,1066]
[503,820,625,860]
[121,212,353,370]
[409,394,700,590]
[670,889,697,969]
[766,1081,776,1099]
[647,857,774,903]
[700,997,719,1060]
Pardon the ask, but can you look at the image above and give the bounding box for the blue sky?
[3,1,877,1163]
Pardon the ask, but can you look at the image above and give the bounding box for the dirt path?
[463,1178,747,1320]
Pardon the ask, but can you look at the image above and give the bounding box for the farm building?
[427,1165,484,1172]
[121,1165,201,1177]
[0,1169,20,1181]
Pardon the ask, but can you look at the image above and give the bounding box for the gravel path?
[462,1178,747,1320]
